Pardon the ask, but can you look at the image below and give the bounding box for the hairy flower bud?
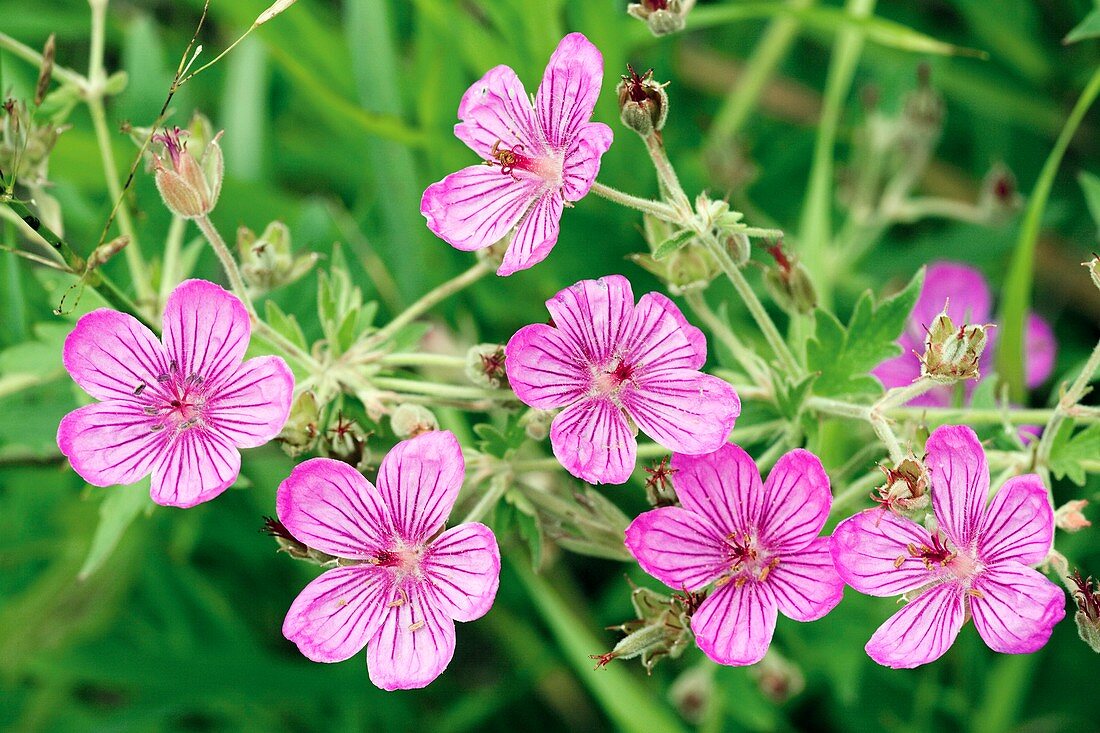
[616,65,669,136]
[591,583,702,672]
[978,163,1022,221]
[630,247,716,295]
[238,220,318,294]
[748,649,806,703]
[465,343,508,389]
[278,391,320,457]
[1070,570,1100,653]
[321,411,371,468]
[873,456,931,516]
[644,456,678,507]
[668,666,714,724]
[899,64,945,152]
[391,403,438,438]
[519,408,553,441]
[762,241,817,314]
[152,125,223,219]
[920,307,992,383]
[1084,254,1100,292]
[262,516,337,566]
[1056,499,1091,533]
[627,0,696,36]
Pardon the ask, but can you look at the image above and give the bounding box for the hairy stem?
[589,182,679,221]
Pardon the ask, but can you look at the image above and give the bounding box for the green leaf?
[264,300,307,350]
[651,230,694,261]
[473,416,525,458]
[1064,9,1100,44]
[1079,172,1100,234]
[806,269,924,398]
[1049,422,1100,486]
[514,509,543,571]
[773,372,818,421]
[79,481,153,580]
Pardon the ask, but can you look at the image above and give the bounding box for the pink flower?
[831,425,1065,669]
[421,32,614,276]
[57,280,294,508]
[625,444,844,666]
[505,275,740,484]
[873,261,1056,406]
[278,431,500,690]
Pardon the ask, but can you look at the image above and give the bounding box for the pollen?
[408,620,425,632]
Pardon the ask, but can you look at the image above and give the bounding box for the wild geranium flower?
[874,261,1056,406]
[278,431,500,690]
[505,275,740,484]
[625,444,844,666]
[421,33,613,276]
[831,425,1066,668]
[57,280,294,508]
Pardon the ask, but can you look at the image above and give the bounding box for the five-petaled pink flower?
[831,425,1065,669]
[505,275,740,485]
[421,32,613,276]
[625,444,844,666]
[874,261,1056,406]
[278,431,500,690]
[57,279,294,508]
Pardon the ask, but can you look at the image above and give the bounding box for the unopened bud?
[593,583,702,672]
[1056,499,1091,533]
[617,65,669,136]
[238,220,318,294]
[644,456,678,507]
[979,163,1022,221]
[322,411,370,467]
[391,403,438,438]
[519,408,553,441]
[465,344,508,389]
[34,34,55,107]
[262,516,337,565]
[748,649,806,703]
[1070,569,1100,653]
[669,666,714,724]
[627,0,695,36]
[630,246,716,296]
[920,307,991,383]
[762,241,817,314]
[278,391,320,457]
[873,456,931,516]
[152,125,223,219]
[1083,254,1100,292]
[85,235,129,271]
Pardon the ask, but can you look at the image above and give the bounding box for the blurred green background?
[1,0,1099,731]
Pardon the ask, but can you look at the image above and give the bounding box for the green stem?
[380,352,467,369]
[460,473,511,525]
[998,65,1100,399]
[589,182,679,221]
[158,215,187,307]
[1036,338,1100,472]
[510,442,669,473]
[684,291,772,388]
[372,375,513,402]
[0,31,88,89]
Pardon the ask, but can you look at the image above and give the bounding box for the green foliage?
[806,269,924,398]
[1049,422,1100,486]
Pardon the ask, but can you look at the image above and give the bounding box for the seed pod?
[920,307,992,383]
[616,65,669,136]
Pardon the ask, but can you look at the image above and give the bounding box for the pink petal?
[830,509,947,597]
[376,431,465,543]
[454,65,542,158]
[421,164,539,252]
[768,537,844,622]
[283,565,392,663]
[62,309,170,402]
[367,586,456,691]
[909,262,992,342]
[970,564,1065,654]
[497,191,563,276]
[690,581,777,666]
[623,292,707,372]
[206,355,294,448]
[977,474,1053,566]
[926,424,989,550]
[561,122,614,201]
[57,401,167,487]
[534,33,604,149]
[505,323,589,409]
[420,522,501,622]
[1024,313,1056,388]
[276,457,393,560]
[621,371,739,455]
[624,507,728,591]
[671,443,763,538]
[865,581,965,668]
[545,275,634,365]
[757,449,831,552]
[162,280,251,387]
[150,428,240,507]
[549,397,636,485]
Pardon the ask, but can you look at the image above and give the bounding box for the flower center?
[136,361,210,435]
[373,544,422,577]
[717,532,780,588]
[592,358,635,396]
[895,532,983,583]
[485,140,564,187]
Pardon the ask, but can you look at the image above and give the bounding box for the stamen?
[966,588,984,598]
[133,382,146,396]
[894,555,907,569]
[408,620,425,632]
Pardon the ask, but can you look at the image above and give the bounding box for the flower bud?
[1084,254,1100,292]
[465,343,508,389]
[519,408,553,441]
[152,125,223,219]
[238,220,318,295]
[390,403,438,438]
[630,247,716,295]
[978,163,1022,221]
[278,391,320,457]
[920,307,992,383]
[85,235,130,271]
[1056,499,1091,533]
[644,456,678,507]
[899,64,944,152]
[321,411,371,468]
[669,666,714,724]
[616,65,669,137]
[762,241,817,314]
[592,583,702,672]
[0,97,66,188]
[262,516,337,566]
[873,456,932,516]
[627,0,695,36]
[748,649,806,703]
[1070,569,1100,653]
